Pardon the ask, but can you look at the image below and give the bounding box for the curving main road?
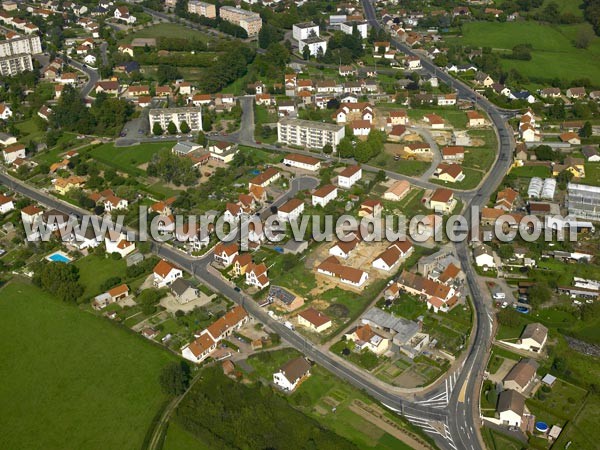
[362,1,515,448]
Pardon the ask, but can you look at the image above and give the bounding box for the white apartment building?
[292,22,319,41]
[187,0,216,18]
[340,21,368,39]
[149,107,203,132]
[219,6,262,36]
[0,35,41,76]
[298,36,327,57]
[278,117,345,149]
[0,35,42,57]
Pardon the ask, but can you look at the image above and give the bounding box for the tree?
[497,244,514,259]
[302,44,310,60]
[529,283,552,307]
[322,143,333,154]
[159,361,191,396]
[156,64,182,84]
[33,263,84,302]
[354,141,372,163]
[179,120,190,134]
[167,121,178,135]
[574,26,594,49]
[534,145,557,161]
[580,121,592,138]
[202,114,212,132]
[197,130,206,146]
[153,122,163,136]
[337,137,354,158]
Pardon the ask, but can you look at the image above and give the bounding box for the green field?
[0,281,174,450]
[74,254,128,300]
[164,421,211,450]
[508,164,551,178]
[87,142,175,176]
[121,23,210,44]
[448,21,600,82]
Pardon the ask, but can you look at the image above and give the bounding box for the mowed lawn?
[121,23,210,43]
[74,254,128,300]
[449,21,600,82]
[87,142,174,176]
[0,282,174,450]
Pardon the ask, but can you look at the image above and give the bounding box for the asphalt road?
[63,54,99,100]
[362,1,515,448]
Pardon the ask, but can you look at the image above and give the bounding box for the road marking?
[457,379,468,403]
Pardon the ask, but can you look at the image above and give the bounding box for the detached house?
[497,390,526,428]
[181,333,217,363]
[278,198,304,222]
[372,240,414,272]
[283,153,321,171]
[153,260,183,287]
[337,165,362,188]
[297,308,332,333]
[434,163,465,183]
[245,262,270,289]
[114,6,136,24]
[345,324,389,355]
[566,87,586,99]
[311,184,338,207]
[213,242,239,267]
[466,110,485,127]
[273,357,312,392]
[503,359,539,393]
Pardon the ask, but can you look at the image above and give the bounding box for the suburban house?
[245,262,270,290]
[395,270,458,313]
[503,359,539,393]
[517,323,548,353]
[372,240,414,272]
[204,305,249,342]
[278,198,305,222]
[360,307,429,359]
[53,176,86,195]
[359,199,383,218]
[249,167,280,188]
[433,163,465,183]
[473,244,495,268]
[114,6,136,24]
[181,333,217,363]
[466,110,485,127]
[442,146,465,161]
[429,188,456,214]
[224,202,242,223]
[383,180,411,201]
[0,194,15,214]
[283,153,321,171]
[3,143,26,164]
[345,324,390,355]
[153,260,183,288]
[311,184,338,207]
[329,234,361,259]
[337,165,362,188]
[170,278,199,304]
[495,187,519,211]
[317,256,369,288]
[232,253,252,276]
[208,141,238,163]
[566,87,586,99]
[268,285,304,311]
[497,390,527,427]
[213,242,239,267]
[273,357,312,392]
[297,308,332,333]
[388,110,408,125]
[423,114,445,129]
[104,231,136,258]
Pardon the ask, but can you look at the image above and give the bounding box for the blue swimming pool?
[46,252,72,263]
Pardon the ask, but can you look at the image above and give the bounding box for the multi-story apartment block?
[219,6,262,36]
[278,117,345,150]
[292,22,319,41]
[187,0,216,18]
[0,35,41,76]
[149,107,203,132]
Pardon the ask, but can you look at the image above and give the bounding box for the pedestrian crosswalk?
[414,370,460,409]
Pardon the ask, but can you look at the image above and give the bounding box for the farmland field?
[447,21,600,83]
[0,281,174,450]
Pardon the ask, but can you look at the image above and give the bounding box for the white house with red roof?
[278,198,304,222]
[213,242,239,266]
[311,184,338,207]
[0,194,14,214]
[114,6,136,24]
[372,240,414,272]
[153,260,183,287]
[245,262,270,289]
[105,231,136,258]
[337,165,362,188]
[0,103,12,120]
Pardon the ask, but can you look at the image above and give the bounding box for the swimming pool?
[46,251,73,263]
